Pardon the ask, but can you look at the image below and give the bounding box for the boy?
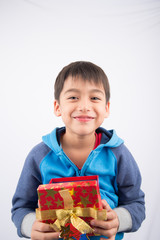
[11,61,145,240]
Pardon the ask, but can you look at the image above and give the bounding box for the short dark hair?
[54,61,110,103]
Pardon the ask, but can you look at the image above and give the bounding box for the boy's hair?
[54,61,110,103]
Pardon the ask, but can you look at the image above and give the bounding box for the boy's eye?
[91,97,100,100]
[68,96,78,100]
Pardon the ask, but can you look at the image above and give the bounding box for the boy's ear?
[54,100,61,117]
[104,102,110,118]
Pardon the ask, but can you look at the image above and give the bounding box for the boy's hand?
[31,220,60,240]
[90,199,119,240]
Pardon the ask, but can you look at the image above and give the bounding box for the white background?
[0,0,160,239]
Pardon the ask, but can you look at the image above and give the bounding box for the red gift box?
[36,176,107,239]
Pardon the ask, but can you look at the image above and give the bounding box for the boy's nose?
[78,98,91,112]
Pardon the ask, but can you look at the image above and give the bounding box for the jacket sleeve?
[112,144,145,232]
[11,142,51,237]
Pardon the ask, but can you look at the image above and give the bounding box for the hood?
[42,127,65,154]
[42,127,124,152]
[97,127,124,148]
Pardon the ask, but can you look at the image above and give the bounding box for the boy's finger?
[93,226,117,238]
[34,220,58,232]
[106,211,117,220]
[101,236,115,240]
[31,230,60,240]
[90,219,110,230]
[90,217,118,230]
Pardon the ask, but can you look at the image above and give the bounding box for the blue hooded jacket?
[11,127,145,240]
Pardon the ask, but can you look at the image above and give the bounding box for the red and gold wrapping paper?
[36,176,107,239]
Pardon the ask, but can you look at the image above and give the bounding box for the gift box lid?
[37,175,100,191]
[50,175,99,183]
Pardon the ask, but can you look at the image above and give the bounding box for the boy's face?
[54,76,110,137]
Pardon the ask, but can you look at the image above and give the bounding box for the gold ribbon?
[36,189,107,235]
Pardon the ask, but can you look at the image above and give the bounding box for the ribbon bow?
[50,189,94,234]
[52,207,93,234]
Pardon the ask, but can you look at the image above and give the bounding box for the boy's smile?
[73,115,95,122]
[54,76,110,139]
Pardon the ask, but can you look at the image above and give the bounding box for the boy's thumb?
[101,199,112,211]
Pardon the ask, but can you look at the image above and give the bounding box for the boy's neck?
[60,131,96,150]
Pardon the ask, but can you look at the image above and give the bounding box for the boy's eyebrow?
[64,88,104,95]
[64,89,80,94]
[90,89,104,95]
